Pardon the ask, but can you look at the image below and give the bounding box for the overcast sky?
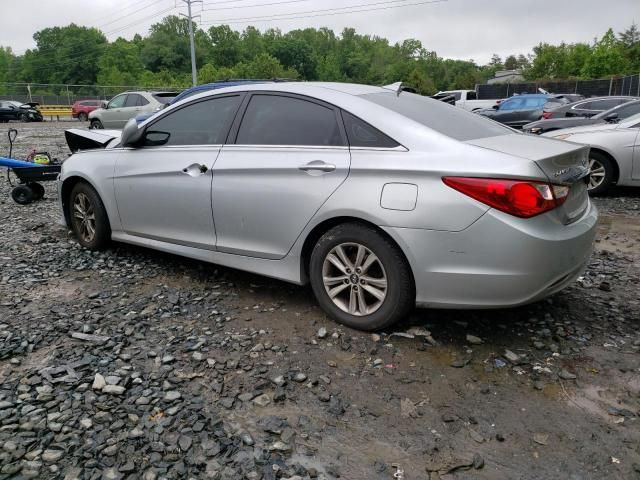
[0,0,638,64]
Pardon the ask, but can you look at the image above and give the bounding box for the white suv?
[89,91,175,129]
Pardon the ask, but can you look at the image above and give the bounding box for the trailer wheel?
[30,182,45,200]
[11,185,34,205]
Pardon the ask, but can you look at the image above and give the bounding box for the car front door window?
[108,95,126,109]
[145,95,243,146]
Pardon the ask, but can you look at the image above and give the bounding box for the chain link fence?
[476,73,640,100]
[0,83,180,105]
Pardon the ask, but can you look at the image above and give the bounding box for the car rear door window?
[148,95,243,146]
[236,94,344,146]
[125,94,144,108]
[588,99,621,111]
[341,111,399,148]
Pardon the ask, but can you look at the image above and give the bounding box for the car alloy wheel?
[588,157,606,190]
[322,242,388,316]
[73,192,96,243]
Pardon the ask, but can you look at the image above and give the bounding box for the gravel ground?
[0,122,639,480]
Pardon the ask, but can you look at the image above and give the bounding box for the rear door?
[212,92,350,259]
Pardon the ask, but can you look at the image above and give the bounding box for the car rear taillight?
[542,111,553,119]
[442,177,569,218]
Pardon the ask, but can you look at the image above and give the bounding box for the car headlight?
[552,133,573,140]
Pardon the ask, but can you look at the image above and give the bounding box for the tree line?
[0,17,638,96]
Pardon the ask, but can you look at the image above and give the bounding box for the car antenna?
[382,82,404,96]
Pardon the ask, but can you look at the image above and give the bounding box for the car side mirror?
[142,131,170,147]
[492,104,499,110]
[121,118,146,148]
[604,113,619,122]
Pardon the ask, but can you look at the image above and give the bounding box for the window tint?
[610,102,640,119]
[466,91,477,100]
[341,111,399,148]
[148,95,242,146]
[362,92,511,141]
[500,98,523,110]
[125,94,147,107]
[588,99,620,111]
[108,95,126,109]
[237,95,343,146]
[522,97,546,108]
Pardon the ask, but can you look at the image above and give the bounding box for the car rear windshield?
[361,92,512,141]
[152,93,177,104]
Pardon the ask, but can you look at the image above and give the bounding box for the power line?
[103,6,177,37]
[201,0,314,13]
[199,0,447,25]
[95,0,170,30]
[87,0,168,28]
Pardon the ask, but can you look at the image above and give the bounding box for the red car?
[72,100,106,122]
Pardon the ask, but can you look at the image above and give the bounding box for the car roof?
[171,80,274,104]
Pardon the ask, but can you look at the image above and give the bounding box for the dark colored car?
[476,94,566,128]
[541,96,636,119]
[72,99,107,122]
[524,99,640,134]
[0,101,43,122]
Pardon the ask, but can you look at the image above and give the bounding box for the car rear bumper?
[384,200,598,309]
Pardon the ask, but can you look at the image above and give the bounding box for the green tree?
[97,38,144,86]
[618,23,640,72]
[20,24,106,84]
[581,29,628,78]
[208,25,241,67]
[141,16,206,73]
[235,53,298,79]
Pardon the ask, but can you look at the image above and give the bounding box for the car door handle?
[298,161,336,173]
[182,163,208,176]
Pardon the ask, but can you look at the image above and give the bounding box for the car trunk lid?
[466,134,590,223]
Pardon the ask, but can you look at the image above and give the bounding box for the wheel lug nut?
[346,268,351,274]
[360,279,365,285]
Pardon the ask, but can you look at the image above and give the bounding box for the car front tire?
[309,223,414,331]
[90,119,103,129]
[69,182,110,250]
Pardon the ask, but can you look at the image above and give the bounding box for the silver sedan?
[543,112,640,195]
[58,82,597,331]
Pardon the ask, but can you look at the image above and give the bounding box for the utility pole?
[181,0,201,87]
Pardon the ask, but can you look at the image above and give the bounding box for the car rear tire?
[309,223,414,331]
[19,113,29,122]
[78,112,88,122]
[11,185,34,205]
[587,151,615,196]
[29,182,45,200]
[90,119,103,129]
[69,182,110,250]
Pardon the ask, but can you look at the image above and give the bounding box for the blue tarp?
[0,157,39,168]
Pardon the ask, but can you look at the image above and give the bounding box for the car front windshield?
[362,91,512,141]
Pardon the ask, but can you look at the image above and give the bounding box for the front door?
[212,93,350,259]
[102,93,127,128]
[114,93,245,249]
